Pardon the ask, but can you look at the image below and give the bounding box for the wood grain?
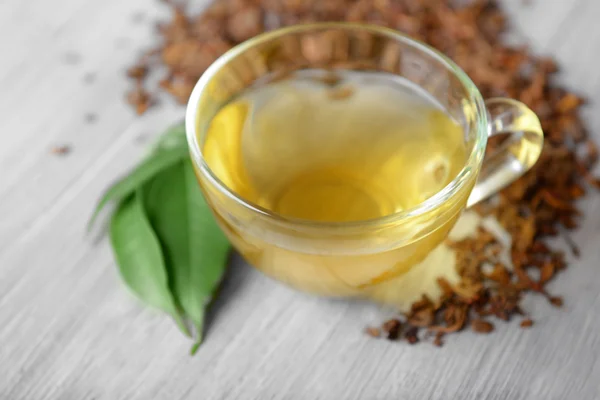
[1,0,600,399]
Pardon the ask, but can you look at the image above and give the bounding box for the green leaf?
[89,146,189,229]
[142,160,230,352]
[94,121,230,354]
[109,192,190,337]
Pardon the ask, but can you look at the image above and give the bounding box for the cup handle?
[466,98,544,207]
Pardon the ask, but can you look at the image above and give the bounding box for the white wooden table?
[2,0,600,399]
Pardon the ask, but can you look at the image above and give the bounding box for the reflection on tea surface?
[203,70,467,223]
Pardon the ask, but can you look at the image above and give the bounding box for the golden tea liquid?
[200,70,471,296]
[204,71,466,223]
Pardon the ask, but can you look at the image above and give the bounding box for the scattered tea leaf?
[539,262,555,284]
[405,327,420,344]
[520,319,534,328]
[382,318,401,333]
[382,318,401,340]
[471,319,494,334]
[549,296,564,308]
[51,145,71,156]
[128,64,148,79]
[365,327,381,338]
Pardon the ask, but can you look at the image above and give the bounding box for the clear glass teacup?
[185,23,543,298]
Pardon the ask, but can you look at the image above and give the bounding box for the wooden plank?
[1,0,600,399]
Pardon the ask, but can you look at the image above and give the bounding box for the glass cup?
[185,23,543,298]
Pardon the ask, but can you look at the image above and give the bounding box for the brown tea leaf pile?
[128,0,599,345]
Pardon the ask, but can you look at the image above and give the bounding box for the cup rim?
[186,22,488,229]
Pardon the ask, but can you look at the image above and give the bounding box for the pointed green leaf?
[142,160,231,352]
[89,146,188,229]
[109,192,190,337]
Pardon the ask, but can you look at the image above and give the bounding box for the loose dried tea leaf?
[405,326,419,344]
[436,277,454,298]
[127,84,154,115]
[486,263,511,285]
[429,303,468,334]
[471,319,494,334]
[382,318,401,332]
[408,306,435,327]
[549,296,564,308]
[127,65,148,80]
[51,145,71,156]
[539,262,555,284]
[382,318,402,340]
[520,319,533,328]
[365,326,381,338]
[226,5,264,42]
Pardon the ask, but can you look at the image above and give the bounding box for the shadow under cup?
[185,24,540,298]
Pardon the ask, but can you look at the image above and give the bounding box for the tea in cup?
[186,24,543,298]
